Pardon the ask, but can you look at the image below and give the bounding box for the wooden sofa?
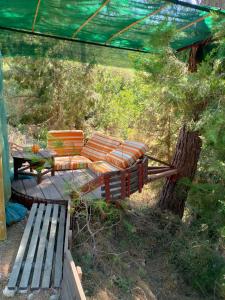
[47,130,148,173]
[47,130,149,201]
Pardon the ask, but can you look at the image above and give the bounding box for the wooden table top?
[12,149,55,160]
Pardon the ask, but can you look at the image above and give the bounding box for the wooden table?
[13,149,55,184]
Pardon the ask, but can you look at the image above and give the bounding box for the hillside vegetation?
[4,26,225,299]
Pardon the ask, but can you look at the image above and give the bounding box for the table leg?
[51,157,55,176]
[37,172,42,184]
[13,158,19,179]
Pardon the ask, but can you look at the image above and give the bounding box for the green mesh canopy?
[0,0,224,57]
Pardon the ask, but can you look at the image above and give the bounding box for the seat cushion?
[54,155,92,171]
[47,130,84,156]
[89,161,120,176]
[81,132,121,162]
[120,141,149,159]
[105,149,136,169]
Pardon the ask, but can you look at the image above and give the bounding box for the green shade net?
[0,52,11,203]
[0,0,224,63]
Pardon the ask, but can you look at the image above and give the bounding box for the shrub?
[170,230,225,297]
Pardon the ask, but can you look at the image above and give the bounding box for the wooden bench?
[6,203,66,294]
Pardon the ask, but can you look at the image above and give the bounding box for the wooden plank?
[178,13,211,32]
[23,177,44,199]
[32,0,41,31]
[72,0,110,38]
[42,204,59,288]
[0,155,7,240]
[146,154,172,167]
[58,170,74,181]
[7,204,38,290]
[19,204,45,290]
[102,187,121,198]
[148,169,178,182]
[31,204,52,290]
[61,263,76,300]
[64,201,71,254]
[106,4,169,44]
[48,174,70,201]
[148,167,171,175]
[38,175,62,200]
[101,175,138,191]
[54,205,66,288]
[11,179,26,195]
[61,250,86,300]
[148,166,171,170]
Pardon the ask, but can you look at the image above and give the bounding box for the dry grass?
[71,186,207,300]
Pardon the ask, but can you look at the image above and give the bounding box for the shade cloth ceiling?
[0,0,224,54]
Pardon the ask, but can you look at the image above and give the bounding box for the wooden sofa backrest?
[47,130,84,156]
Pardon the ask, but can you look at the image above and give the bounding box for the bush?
[170,229,225,298]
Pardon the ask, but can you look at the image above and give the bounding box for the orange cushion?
[106,149,135,169]
[54,155,92,171]
[120,141,149,159]
[89,161,120,176]
[47,130,84,156]
[81,132,121,162]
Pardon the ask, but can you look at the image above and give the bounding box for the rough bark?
[158,125,202,218]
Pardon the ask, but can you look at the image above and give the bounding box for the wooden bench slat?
[53,205,66,288]
[31,204,52,290]
[7,204,38,290]
[19,204,45,290]
[41,204,59,288]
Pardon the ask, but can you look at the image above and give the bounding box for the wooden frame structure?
[11,154,178,207]
[0,153,6,240]
[81,155,178,202]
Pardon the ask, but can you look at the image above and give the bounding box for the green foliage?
[4,23,225,299]
[171,233,225,297]
[4,57,97,134]
[113,276,133,294]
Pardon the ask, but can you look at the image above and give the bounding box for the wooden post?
[0,153,7,240]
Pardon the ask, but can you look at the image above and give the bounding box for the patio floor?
[11,169,101,204]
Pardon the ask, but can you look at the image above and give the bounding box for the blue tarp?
[5,202,27,225]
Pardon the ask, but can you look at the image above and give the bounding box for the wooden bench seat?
[6,203,66,293]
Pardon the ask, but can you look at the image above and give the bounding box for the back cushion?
[81,132,121,162]
[120,141,149,159]
[105,141,148,169]
[106,149,136,169]
[47,130,84,156]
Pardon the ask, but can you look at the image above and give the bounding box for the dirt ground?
[0,218,26,300]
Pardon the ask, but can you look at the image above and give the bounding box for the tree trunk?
[158,125,202,218]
